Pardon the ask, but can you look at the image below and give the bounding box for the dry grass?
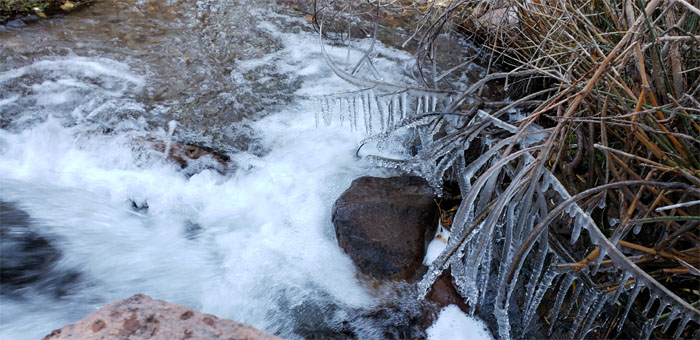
[411,0,699,337]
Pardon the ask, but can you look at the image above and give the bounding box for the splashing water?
[0,1,432,339]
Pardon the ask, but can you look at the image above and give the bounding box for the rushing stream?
[0,1,492,339]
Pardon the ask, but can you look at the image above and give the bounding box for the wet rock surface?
[0,201,79,296]
[0,201,58,289]
[332,176,439,281]
[280,285,429,340]
[43,294,283,340]
[426,270,470,314]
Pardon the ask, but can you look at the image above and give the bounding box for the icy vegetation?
[316,16,700,340]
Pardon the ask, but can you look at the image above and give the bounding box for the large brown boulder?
[332,176,439,281]
[43,294,282,340]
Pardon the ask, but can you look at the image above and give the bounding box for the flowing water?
[0,1,489,339]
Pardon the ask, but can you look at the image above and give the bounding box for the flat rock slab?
[43,294,282,340]
[332,176,438,281]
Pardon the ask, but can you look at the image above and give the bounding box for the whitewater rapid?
[0,6,407,337]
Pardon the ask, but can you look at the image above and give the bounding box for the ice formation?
[317,26,700,340]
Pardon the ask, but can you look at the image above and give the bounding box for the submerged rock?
[332,176,439,281]
[43,294,282,340]
[148,139,230,175]
[0,201,73,293]
[0,201,81,297]
[0,201,58,289]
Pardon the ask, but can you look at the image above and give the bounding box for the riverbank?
[0,0,93,22]
[313,1,700,339]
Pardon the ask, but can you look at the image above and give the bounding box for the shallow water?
[1,1,490,339]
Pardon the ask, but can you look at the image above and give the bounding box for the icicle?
[455,153,471,195]
[661,308,680,333]
[430,153,457,193]
[498,203,518,287]
[563,281,585,318]
[477,237,493,307]
[365,155,410,171]
[320,97,328,126]
[569,292,596,338]
[417,266,444,300]
[652,301,669,329]
[344,97,352,128]
[393,94,400,128]
[643,294,658,316]
[423,94,429,113]
[494,295,511,340]
[386,96,394,130]
[633,224,641,234]
[401,91,408,120]
[579,293,611,339]
[373,93,385,132]
[672,313,691,340]
[416,96,422,116]
[640,301,668,340]
[615,283,642,333]
[338,97,346,126]
[416,231,476,302]
[570,212,583,244]
[364,91,372,134]
[452,253,479,309]
[612,272,632,303]
[598,198,606,209]
[351,96,358,132]
[522,265,559,331]
[431,95,437,112]
[321,97,334,127]
[548,275,576,335]
[314,98,321,128]
[475,224,497,306]
[523,239,549,311]
[590,247,607,276]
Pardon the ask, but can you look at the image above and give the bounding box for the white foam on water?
[427,305,493,340]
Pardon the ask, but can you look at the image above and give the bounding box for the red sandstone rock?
[43,294,282,340]
[427,271,469,314]
[332,176,439,281]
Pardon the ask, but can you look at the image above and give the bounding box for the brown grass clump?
[406,0,699,338]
